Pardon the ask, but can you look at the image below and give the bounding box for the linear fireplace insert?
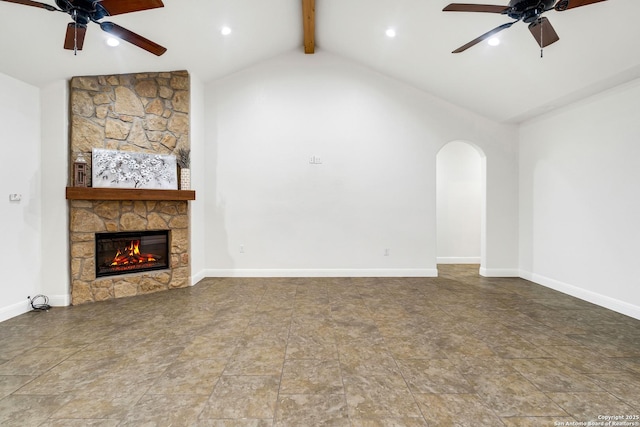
[95,230,169,278]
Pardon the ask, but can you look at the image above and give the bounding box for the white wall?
[437,141,482,264]
[190,73,207,284]
[519,78,640,319]
[39,80,69,307]
[203,50,519,277]
[0,72,42,321]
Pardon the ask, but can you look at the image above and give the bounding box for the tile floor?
[1,265,640,426]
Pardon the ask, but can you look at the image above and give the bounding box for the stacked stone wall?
[70,70,190,165]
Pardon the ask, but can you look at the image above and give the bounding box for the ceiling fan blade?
[452,21,516,53]
[528,17,559,48]
[98,0,164,16]
[100,21,166,56]
[0,0,57,11]
[555,0,607,11]
[443,3,510,13]
[63,23,86,51]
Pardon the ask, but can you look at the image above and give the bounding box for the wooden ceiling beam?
[302,0,315,54]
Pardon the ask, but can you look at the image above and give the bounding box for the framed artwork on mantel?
[92,149,178,190]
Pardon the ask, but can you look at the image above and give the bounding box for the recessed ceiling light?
[488,37,500,46]
[385,28,396,38]
[106,37,120,47]
[221,26,232,36]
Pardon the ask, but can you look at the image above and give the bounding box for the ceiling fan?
[0,0,166,55]
[443,0,607,53]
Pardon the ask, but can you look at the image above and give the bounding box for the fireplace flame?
[110,240,159,266]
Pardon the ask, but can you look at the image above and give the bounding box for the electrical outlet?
[239,245,245,254]
[384,248,390,256]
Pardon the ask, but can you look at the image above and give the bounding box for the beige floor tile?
[414,393,503,427]
[383,335,448,359]
[76,362,166,398]
[0,347,81,376]
[275,394,349,426]
[338,339,400,376]
[509,358,601,392]
[0,394,72,427]
[509,324,582,347]
[349,418,428,426]
[467,373,567,417]
[500,416,576,427]
[0,375,34,399]
[433,333,496,357]
[223,338,286,376]
[289,315,335,338]
[12,359,116,396]
[200,375,280,419]
[0,339,37,361]
[333,320,384,343]
[448,354,517,376]
[280,359,343,394]
[50,394,140,420]
[194,420,273,427]
[586,373,640,408]
[617,357,640,373]
[396,359,472,394]
[178,335,242,360]
[343,374,422,419]
[547,391,637,424]
[148,358,227,395]
[118,394,209,426]
[38,419,120,427]
[285,332,338,359]
[542,345,627,374]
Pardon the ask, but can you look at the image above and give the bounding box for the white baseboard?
[201,268,438,279]
[47,294,70,307]
[520,270,640,321]
[437,257,481,264]
[479,267,519,277]
[1,293,71,323]
[0,300,31,323]
[191,269,206,286]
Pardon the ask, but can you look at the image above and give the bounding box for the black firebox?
[95,230,169,278]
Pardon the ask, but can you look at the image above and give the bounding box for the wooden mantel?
[66,187,196,201]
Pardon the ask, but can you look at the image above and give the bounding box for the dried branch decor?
[176,148,191,169]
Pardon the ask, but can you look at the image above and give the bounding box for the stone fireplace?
[69,199,190,303]
[67,70,192,305]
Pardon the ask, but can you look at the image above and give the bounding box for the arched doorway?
[436,140,486,272]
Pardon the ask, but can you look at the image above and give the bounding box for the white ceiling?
[1,0,638,123]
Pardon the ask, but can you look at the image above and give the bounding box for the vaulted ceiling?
[1,0,638,123]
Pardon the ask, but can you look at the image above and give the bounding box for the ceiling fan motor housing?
[507,0,556,22]
[55,0,109,24]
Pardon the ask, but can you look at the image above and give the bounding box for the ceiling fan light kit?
[1,0,167,55]
[443,0,607,53]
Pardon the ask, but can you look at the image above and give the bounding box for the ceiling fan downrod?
[72,9,78,55]
[540,17,543,58]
